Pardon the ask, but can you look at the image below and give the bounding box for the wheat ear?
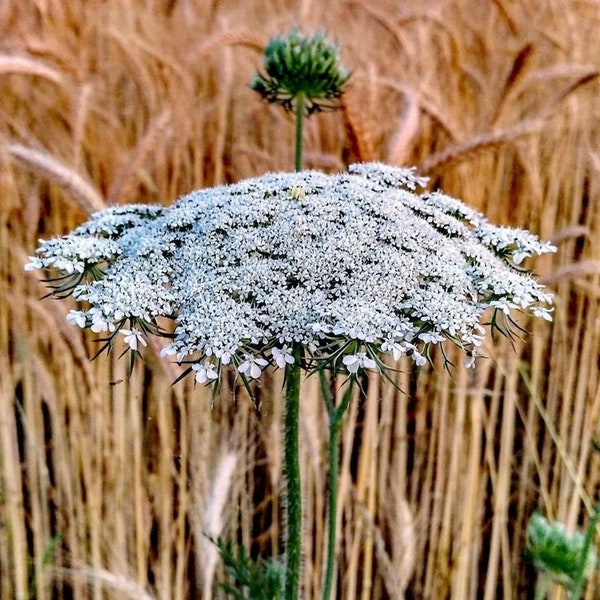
[5,142,105,215]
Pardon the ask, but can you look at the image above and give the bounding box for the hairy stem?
[294,93,305,172]
[284,346,303,600]
[321,372,355,600]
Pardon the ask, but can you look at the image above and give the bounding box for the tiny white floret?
[272,346,295,369]
[342,352,377,373]
[67,310,87,328]
[121,329,147,351]
[238,355,269,379]
[192,362,219,384]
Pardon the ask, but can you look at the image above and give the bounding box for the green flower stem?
[284,345,303,600]
[294,92,305,172]
[319,370,356,600]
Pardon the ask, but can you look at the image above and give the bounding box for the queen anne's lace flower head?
[25,163,556,384]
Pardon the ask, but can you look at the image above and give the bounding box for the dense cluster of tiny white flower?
[26,163,556,384]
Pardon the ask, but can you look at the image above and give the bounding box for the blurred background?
[1,1,599,598]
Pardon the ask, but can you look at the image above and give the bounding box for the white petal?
[342,355,360,373]
[391,346,404,361]
[238,361,250,375]
[412,353,427,366]
[160,344,177,357]
[67,310,87,328]
[363,357,377,369]
[24,257,44,271]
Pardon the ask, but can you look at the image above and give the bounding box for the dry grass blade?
[528,63,600,83]
[0,358,28,600]
[5,143,106,214]
[0,54,64,84]
[71,83,93,171]
[549,225,590,245]
[198,451,238,599]
[186,29,265,62]
[520,370,595,515]
[546,71,600,110]
[353,493,415,599]
[488,43,534,125]
[540,260,600,285]
[504,43,535,91]
[419,120,543,175]
[386,90,420,165]
[342,81,377,162]
[378,77,459,141]
[490,0,520,35]
[303,152,345,170]
[345,0,441,51]
[59,567,155,600]
[107,108,172,205]
[106,26,193,89]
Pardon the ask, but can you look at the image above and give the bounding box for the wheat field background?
[1,1,599,598]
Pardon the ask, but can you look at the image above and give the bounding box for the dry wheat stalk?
[186,29,266,62]
[0,54,64,84]
[487,43,535,126]
[378,76,460,142]
[71,83,93,171]
[5,142,105,214]
[58,567,155,600]
[0,356,29,600]
[107,109,172,205]
[386,90,421,166]
[341,81,376,162]
[198,451,238,598]
[548,224,590,245]
[345,0,441,52]
[540,260,600,285]
[419,119,543,175]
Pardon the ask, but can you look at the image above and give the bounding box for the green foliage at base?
[211,537,284,600]
[526,510,599,600]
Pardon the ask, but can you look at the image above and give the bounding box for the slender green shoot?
[283,345,303,600]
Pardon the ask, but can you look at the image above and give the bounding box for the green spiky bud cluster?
[526,513,598,588]
[251,29,350,115]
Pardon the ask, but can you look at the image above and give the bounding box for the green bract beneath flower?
[526,513,598,587]
[251,29,350,115]
[25,162,556,385]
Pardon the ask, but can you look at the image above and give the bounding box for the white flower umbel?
[25,162,556,384]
